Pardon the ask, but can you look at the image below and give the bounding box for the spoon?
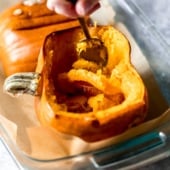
[69,0,108,66]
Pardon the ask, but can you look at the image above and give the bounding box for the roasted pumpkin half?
[34,25,148,142]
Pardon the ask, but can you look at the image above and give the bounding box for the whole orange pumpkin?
[34,25,148,142]
[0,1,79,76]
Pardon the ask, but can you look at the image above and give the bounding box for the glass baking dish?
[0,0,170,169]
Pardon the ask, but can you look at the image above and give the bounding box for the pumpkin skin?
[35,26,148,142]
[0,2,79,76]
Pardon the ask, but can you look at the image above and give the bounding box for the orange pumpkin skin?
[35,26,148,142]
[0,2,79,76]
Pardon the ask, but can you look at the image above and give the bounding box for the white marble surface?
[0,139,20,170]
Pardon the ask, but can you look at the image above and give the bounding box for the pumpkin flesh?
[35,26,148,142]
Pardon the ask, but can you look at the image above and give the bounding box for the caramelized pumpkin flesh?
[35,26,148,142]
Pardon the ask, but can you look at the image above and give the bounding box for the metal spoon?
[69,0,108,66]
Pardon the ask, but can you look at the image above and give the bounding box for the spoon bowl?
[77,36,108,66]
[77,17,108,66]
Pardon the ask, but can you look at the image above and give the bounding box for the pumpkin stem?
[3,72,40,96]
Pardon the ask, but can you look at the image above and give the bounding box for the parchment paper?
[0,0,169,162]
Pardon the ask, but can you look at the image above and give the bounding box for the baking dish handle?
[91,110,170,169]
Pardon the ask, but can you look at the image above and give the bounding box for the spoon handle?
[68,0,91,39]
[77,17,91,39]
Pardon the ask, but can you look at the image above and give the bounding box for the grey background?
[133,0,170,169]
[134,0,170,46]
